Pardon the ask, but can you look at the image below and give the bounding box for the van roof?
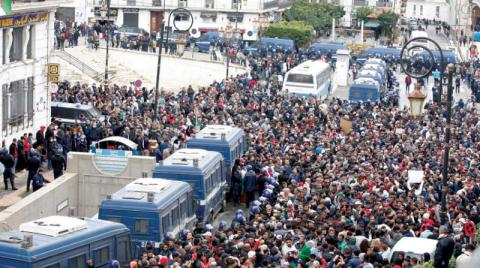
[0,218,128,261]
[51,102,93,110]
[102,178,191,210]
[160,149,223,169]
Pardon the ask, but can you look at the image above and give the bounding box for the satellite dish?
[0,162,4,175]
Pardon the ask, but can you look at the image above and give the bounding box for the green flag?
[1,0,12,16]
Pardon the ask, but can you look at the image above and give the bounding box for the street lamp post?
[153,8,193,119]
[400,37,455,225]
[100,0,111,82]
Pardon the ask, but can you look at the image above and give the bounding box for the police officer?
[51,152,66,179]
[26,150,41,192]
[0,149,17,190]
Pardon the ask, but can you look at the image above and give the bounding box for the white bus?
[282,60,332,98]
[409,30,430,51]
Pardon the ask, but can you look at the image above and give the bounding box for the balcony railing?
[353,0,368,6]
[263,0,292,10]
[376,1,392,7]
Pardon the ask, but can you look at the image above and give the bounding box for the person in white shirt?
[456,244,475,268]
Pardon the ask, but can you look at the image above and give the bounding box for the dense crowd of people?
[3,17,479,268]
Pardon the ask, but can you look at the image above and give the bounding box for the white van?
[409,30,430,51]
[388,237,438,264]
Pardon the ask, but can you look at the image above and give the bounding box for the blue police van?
[187,125,247,183]
[98,178,196,256]
[357,47,401,65]
[349,81,380,102]
[307,43,348,61]
[0,216,131,268]
[243,37,295,57]
[152,149,226,224]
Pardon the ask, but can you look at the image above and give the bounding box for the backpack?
[32,174,43,188]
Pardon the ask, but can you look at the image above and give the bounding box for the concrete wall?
[0,173,79,232]
[0,152,156,230]
[67,152,157,217]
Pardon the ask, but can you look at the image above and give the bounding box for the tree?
[377,11,399,38]
[354,7,375,23]
[282,0,345,31]
[264,21,314,47]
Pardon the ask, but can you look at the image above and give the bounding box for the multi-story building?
[86,0,291,41]
[0,0,67,145]
[404,0,450,23]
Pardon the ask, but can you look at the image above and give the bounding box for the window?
[27,25,34,59]
[127,0,136,5]
[286,74,314,84]
[178,0,187,7]
[205,0,214,8]
[153,0,162,6]
[436,6,440,18]
[10,27,23,62]
[180,200,187,219]
[45,264,60,268]
[413,5,416,16]
[69,255,86,268]
[232,0,241,9]
[94,247,110,268]
[134,219,149,234]
[172,206,179,227]
[9,79,25,127]
[420,5,423,16]
[174,13,190,21]
[161,214,170,232]
[116,235,131,264]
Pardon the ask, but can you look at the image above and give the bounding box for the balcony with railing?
[353,0,368,7]
[263,0,292,10]
[12,0,73,12]
[376,1,392,7]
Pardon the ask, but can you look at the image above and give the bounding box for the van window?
[161,214,170,232]
[116,235,131,263]
[94,246,110,268]
[180,200,187,219]
[69,254,86,268]
[134,219,149,234]
[44,264,60,268]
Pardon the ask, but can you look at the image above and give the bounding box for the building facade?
[404,0,450,23]
[0,1,62,145]
[86,0,291,41]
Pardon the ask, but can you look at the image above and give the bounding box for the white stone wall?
[0,10,54,145]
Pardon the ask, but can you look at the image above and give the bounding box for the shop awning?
[365,21,381,28]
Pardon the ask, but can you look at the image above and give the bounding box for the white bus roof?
[19,216,88,237]
[288,60,331,75]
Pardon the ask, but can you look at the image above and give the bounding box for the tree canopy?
[282,0,345,30]
[354,7,375,23]
[377,11,399,38]
[264,21,314,47]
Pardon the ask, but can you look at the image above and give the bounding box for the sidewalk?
[0,166,54,211]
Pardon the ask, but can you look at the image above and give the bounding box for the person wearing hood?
[26,149,41,192]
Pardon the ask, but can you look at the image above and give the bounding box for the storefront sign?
[93,7,118,17]
[0,12,49,29]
